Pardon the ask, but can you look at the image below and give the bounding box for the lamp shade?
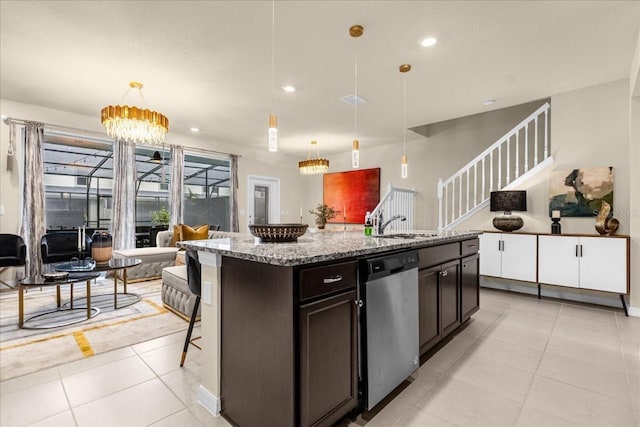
[490,191,527,213]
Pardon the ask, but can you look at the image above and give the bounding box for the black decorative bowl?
[249,223,308,242]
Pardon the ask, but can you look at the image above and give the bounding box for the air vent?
[339,94,367,106]
[76,176,87,187]
[160,183,169,191]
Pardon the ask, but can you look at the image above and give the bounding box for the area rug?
[0,276,189,381]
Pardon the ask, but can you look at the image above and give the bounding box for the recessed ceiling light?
[420,37,437,47]
[484,99,496,106]
[282,85,296,93]
[190,127,200,132]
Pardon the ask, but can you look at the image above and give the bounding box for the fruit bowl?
[248,224,308,242]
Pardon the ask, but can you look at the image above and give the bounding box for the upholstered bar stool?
[180,250,202,367]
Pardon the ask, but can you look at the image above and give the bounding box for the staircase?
[370,183,417,233]
[438,102,553,231]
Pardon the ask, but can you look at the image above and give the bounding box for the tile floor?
[1,288,638,427]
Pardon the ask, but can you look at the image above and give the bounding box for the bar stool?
[180,250,202,367]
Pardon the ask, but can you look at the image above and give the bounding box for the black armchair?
[41,231,92,264]
[0,234,27,288]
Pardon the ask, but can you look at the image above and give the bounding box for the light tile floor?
[0,289,638,427]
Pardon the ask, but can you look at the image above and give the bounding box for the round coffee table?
[55,257,142,309]
[19,273,101,329]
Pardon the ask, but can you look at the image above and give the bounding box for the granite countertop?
[178,229,482,267]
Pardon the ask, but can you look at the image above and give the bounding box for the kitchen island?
[179,229,481,427]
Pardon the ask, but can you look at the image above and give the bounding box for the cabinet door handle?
[575,244,579,257]
[323,275,342,284]
[441,270,448,277]
[463,263,467,268]
[579,245,583,257]
[354,300,363,308]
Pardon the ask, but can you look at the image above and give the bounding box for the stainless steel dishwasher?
[359,250,419,410]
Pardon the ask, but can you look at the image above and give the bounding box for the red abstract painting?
[323,168,380,224]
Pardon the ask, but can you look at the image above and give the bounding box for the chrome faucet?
[378,215,406,234]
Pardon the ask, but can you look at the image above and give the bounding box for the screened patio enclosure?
[42,132,231,244]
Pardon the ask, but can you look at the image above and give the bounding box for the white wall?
[461,79,631,235]
[628,29,640,313]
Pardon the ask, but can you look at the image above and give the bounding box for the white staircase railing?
[438,102,553,231]
[370,183,417,234]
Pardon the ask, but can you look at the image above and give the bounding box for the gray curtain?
[169,145,184,226]
[111,139,137,250]
[230,154,239,232]
[19,122,46,278]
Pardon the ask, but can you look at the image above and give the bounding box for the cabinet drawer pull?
[323,275,343,284]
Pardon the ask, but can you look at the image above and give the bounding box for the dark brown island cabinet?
[219,237,479,427]
[419,238,480,355]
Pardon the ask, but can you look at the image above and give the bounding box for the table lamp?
[490,191,527,232]
[551,210,562,234]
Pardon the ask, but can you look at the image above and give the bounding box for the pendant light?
[400,64,411,179]
[268,0,278,152]
[350,24,363,168]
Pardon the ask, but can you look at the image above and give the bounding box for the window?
[42,133,231,237]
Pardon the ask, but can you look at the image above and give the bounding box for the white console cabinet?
[479,232,537,282]
[538,235,628,294]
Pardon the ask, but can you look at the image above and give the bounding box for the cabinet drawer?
[300,261,357,301]
[419,243,459,269]
[461,238,479,256]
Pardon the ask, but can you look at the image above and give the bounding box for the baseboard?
[480,276,628,312]
[197,384,221,416]
[628,306,640,318]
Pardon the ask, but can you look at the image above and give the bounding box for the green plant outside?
[151,207,170,225]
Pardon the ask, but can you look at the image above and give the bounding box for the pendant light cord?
[271,0,275,114]
[354,37,358,140]
[403,78,407,155]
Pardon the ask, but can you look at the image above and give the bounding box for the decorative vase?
[316,221,326,230]
[595,201,619,235]
[91,230,112,263]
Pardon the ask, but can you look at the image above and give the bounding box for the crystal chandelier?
[299,140,329,175]
[101,82,169,144]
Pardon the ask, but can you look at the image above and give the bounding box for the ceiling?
[1,1,639,157]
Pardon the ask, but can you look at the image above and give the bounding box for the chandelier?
[101,82,169,144]
[298,140,329,175]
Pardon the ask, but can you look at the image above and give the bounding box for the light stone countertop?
[178,229,482,267]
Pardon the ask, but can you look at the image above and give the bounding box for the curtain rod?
[1,115,241,158]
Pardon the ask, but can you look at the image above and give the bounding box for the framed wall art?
[548,167,614,217]
[323,168,380,224]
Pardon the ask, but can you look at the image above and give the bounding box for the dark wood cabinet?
[418,260,461,354]
[299,290,358,427]
[461,253,480,322]
[418,266,440,353]
[440,260,461,338]
[418,239,478,355]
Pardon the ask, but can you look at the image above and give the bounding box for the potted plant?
[308,203,336,229]
[151,207,170,226]
[150,207,170,246]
